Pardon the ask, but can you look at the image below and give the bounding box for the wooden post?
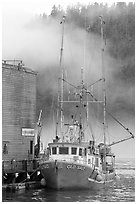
[2,161,4,184]
[22,159,27,181]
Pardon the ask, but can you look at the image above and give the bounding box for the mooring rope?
[18,166,40,184]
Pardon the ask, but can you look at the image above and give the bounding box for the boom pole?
[34,110,43,157]
[109,135,134,147]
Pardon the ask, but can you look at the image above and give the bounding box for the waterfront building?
[2,60,37,162]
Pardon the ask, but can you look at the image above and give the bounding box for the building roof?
[2,60,37,75]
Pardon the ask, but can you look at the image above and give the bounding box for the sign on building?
[22,128,35,136]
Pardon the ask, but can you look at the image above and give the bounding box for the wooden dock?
[2,159,44,185]
[3,159,39,174]
[3,181,44,193]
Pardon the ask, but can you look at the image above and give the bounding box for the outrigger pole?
[87,90,135,144]
[99,16,134,147]
[109,135,134,147]
[106,111,134,138]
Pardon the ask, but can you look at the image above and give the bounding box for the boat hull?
[40,160,115,190]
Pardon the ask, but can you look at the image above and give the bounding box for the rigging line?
[87,78,103,89]
[62,77,103,93]
[66,25,76,74]
[95,131,102,144]
[49,94,55,121]
[106,111,134,138]
[82,103,95,141]
[106,127,112,145]
[61,78,79,89]
[87,91,134,138]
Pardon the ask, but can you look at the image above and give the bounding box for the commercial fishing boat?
[39,16,134,190]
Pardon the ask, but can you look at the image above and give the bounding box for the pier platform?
[3,181,44,193]
[2,159,45,187]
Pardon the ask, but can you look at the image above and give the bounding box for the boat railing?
[48,156,95,167]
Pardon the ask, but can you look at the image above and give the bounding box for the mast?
[79,67,84,143]
[60,15,65,140]
[56,78,60,137]
[100,16,107,171]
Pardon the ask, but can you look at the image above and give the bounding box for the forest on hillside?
[42,2,135,83]
[35,2,134,120]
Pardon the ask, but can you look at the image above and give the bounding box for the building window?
[92,158,94,166]
[95,158,99,167]
[52,147,57,154]
[59,147,69,154]
[71,147,77,155]
[30,141,33,154]
[88,159,91,164]
[84,148,87,156]
[79,148,82,156]
[3,142,8,154]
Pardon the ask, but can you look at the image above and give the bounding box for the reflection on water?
[3,159,135,202]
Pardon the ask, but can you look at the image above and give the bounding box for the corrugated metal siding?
[2,64,37,161]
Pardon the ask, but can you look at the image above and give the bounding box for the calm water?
[2,159,135,202]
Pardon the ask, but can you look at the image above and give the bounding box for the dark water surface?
[2,159,135,202]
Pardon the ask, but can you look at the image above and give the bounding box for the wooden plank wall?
[2,64,37,161]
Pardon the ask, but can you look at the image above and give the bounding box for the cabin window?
[52,147,57,154]
[106,156,112,164]
[79,148,82,156]
[84,148,87,156]
[59,147,69,154]
[48,148,51,155]
[71,147,77,155]
[95,157,99,167]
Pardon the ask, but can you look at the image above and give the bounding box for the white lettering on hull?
[66,164,85,170]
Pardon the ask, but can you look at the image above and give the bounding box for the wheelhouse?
[47,142,102,170]
[49,143,85,157]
